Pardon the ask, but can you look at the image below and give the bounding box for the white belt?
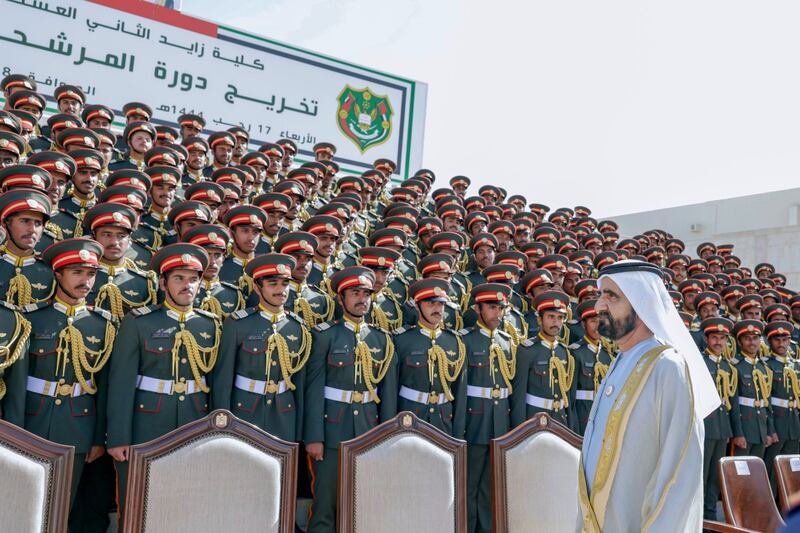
[324,386,376,404]
[136,375,206,395]
[526,393,566,411]
[399,385,449,405]
[26,376,92,397]
[576,390,595,401]
[738,396,767,408]
[771,397,798,409]
[234,375,289,395]
[467,385,509,400]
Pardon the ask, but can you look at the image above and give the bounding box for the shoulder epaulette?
[220,281,240,291]
[521,337,536,348]
[457,327,470,335]
[568,342,582,350]
[0,300,17,312]
[392,325,409,335]
[195,308,220,321]
[287,310,306,325]
[314,320,334,332]
[131,304,158,316]
[231,308,255,320]
[89,306,114,322]
[21,301,48,313]
[496,329,511,339]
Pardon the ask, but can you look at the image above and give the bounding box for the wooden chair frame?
[124,409,298,533]
[0,418,74,533]
[337,411,467,533]
[490,413,582,533]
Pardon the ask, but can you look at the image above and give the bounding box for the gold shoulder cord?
[723,336,737,360]
[548,344,575,408]
[0,312,32,400]
[427,330,466,401]
[783,360,800,401]
[371,295,402,332]
[293,284,334,325]
[353,326,395,404]
[753,363,773,403]
[45,222,63,240]
[716,363,738,411]
[59,319,116,395]
[200,294,223,318]
[590,339,610,393]
[172,317,221,393]
[95,270,156,322]
[489,334,516,392]
[264,317,312,390]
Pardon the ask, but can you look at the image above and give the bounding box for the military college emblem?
[336,86,393,153]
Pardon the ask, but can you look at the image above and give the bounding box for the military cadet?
[313,141,336,162]
[212,253,311,442]
[519,269,556,339]
[731,319,776,457]
[106,243,221,518]
[218,205,268,297]
[697,317,739,519]
[460,283,515,533]
[204,131,236,176]
[53,149,104,239]
[185,181,225,223]
[394,278,467,437]
[259,142,286,185]
[691,291,722,348]
[0,131,25,168]
[763,321,800,494]
[181,224,245,318]
[464,232,497,289]
[167,199,214,245]
[301,214,344,292]
[108,121,155,172]
[253,191,292,252]
[180,136,209,192]
[274,231,335,326]
[276,138,297,176]
[570,299,614,435]
[512,290,576,430]
[228,126,249,165]
[0,188,55,305]
[8,238,116,510]
[133,165,180,250]
[304,266,398,533]
[737,293,764,321]
[356,246,405,331]
[407,253,465,330]
[82,203,157,322]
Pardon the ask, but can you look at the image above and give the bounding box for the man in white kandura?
[577,260,720,533]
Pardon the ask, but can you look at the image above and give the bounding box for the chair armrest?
[702,520,761,533]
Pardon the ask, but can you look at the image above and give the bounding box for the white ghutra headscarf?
[598,260,721,420]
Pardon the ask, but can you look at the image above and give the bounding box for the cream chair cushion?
[142,434,283,533]
[504,432,580,533]
[0,442,48,533]
[352,433,456,533]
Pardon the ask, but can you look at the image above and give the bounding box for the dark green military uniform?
[461,283,515,533]
[218,205,269,298]
[762,321,800,495]
[731,320,775,457]
[304,267,398,533]
[0,301,32,423]
[212,253,311,442]
[0,188,55,305]
[394,278,467,437]
[106,243,220,518]
[698,318,739,519]
[511,291,576,432]
[571,336,613,435]
[13,239,115,510]
[275,231,336,327]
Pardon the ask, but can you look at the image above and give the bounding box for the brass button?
[38,349,43,353]
[179,377,186,382]
[54,399,62,406]
[429,407,435,413]
[84,409,88,413]
[58,378,65,384]
[287,404,292,408]
[181,358,187,364]
[178,395,185,401]
[140,404,144,408]
[494,401,499,405]
[267,399,272,405]
[271,361,277,366]
[353,410,359,415]
[338,361,343,366]
[237,402,242,407]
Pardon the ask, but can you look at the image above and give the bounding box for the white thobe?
[577,337,705,532]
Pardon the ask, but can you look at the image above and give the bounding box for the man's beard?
[598,309,637,340]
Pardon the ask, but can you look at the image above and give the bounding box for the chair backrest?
[338,411,467,533]
[775,454,800,514]
[719,456,785,532]
[0,419,73,533]
[490,413,583,533]
[124,410,298,533]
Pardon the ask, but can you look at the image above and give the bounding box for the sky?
[183,0,800,218]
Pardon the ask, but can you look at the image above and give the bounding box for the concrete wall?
[609,187,800,288]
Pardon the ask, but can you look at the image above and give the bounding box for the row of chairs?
[0,411,793,533]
